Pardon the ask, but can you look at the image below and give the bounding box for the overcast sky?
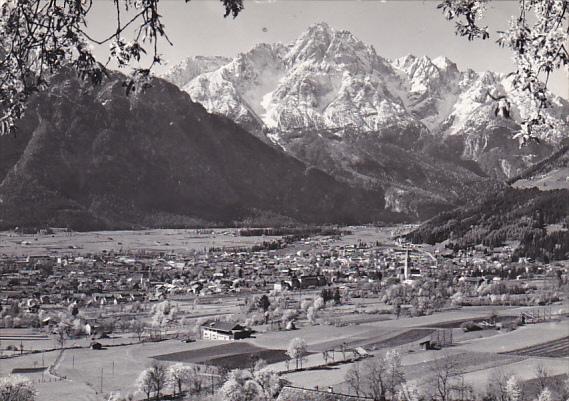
[87,0,568,99]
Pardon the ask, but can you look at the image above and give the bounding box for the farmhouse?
[201,321,251,341]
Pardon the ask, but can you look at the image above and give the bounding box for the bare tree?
[130,320,146,342]
[561,377,569,401]
[506,375,523,401]
[537,388,553,401]
[55,324,67,349]
[286,337,307,370]
[189,365,206,395]
[534,363,550,393]
[486,368,513,401]
[168,363,192,396]
[398,383,421,401]
[252,360,283,401]
[0,0,244,134]
[364,356,388,401]
[136,368,153,401]
[346,362,363,397]
[344,352,404,401]
[430,353,462,401]
[148,361,168,400]
[384,350,405,399]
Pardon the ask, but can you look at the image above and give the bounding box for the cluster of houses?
[0,240,429,306]
[449,245,567,283]
[1,233,565,329]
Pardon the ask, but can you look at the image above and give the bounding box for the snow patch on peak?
[160,56,230,88]
[167,23,568,147]
[432,56,457,71]
[307,21,334,34]
[392,55,417,72]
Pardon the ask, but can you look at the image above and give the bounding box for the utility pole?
[100,367,103,394]
[41,351,45,382]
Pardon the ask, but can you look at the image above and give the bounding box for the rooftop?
[276,386,374,401]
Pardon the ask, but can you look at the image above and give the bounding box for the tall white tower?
[404,249,409,280]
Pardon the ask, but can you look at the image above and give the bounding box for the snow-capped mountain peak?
[160,55,230,89]
[161,23,569,183]
[284,22,382,75]
[158,23,569,219]
[432,56,458,72]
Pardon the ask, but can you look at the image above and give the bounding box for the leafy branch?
[439,0,569,146]
[0,0,243,134]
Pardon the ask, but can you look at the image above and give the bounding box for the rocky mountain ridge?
[161,23,569,217]
[0,71,389,230]
[164,23,568,146]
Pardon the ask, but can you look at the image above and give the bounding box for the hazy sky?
[87,0,568,99]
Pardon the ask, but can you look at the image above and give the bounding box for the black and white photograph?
[0,1,568,401]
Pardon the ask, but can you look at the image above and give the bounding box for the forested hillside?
[407,187,569,261]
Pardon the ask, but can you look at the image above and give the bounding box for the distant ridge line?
[507,144,569,185]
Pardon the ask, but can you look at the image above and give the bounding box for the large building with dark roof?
[201,321,251,341]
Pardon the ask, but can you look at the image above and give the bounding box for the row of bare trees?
[345,349,406,401]
[346,352,567,401]
[136,361,215,401]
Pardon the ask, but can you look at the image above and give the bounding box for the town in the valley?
[1,226,567,401]
[1,1,569,401]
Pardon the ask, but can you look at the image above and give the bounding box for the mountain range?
[1,22,568,231]
[0,71,388,230]
[162,22,569,218]
[406,145,569,260]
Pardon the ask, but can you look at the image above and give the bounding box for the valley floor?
[2,306,567,401]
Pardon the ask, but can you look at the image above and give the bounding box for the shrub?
[461,320,483,332]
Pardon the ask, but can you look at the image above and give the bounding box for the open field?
[205,349,290,370]
[0,328,92,353]
[2,309,567,401]
[53,339,225,400]
[153,342,295,369]
[0,225,410,257]
[281,318,569,394]
[454,321,569,353]
[404,351,526,384]
[458,358,569,393]
[30,377,98,401]
[523,373,569,400]
[248,306,530,353]
[309,328,434,352]
[1,223,567,400]
[513,167,569,191]
[330,226,416,247]
[0,329,54,352]
[502,336,569,357]
[0,350,60,376]
[0,229,275,257]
